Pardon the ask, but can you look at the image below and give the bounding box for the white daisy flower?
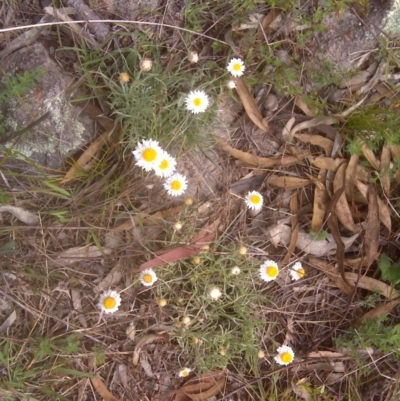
[245,190,263,211]
[230,266,241,275]
[164,173,188,196]
[227,58,245,77]
[209,287,222,300]
[259,260,279,282]
[290,262,305,281]
[140,269,158,287]
[188,51,199,63]
[98,290,121,314]
[185,90,209,114]
[140,58,153,71]
[227,80,236,89]
[178,367,192,377]
[274,345,295,366]
[132,139,163,171]
[153,151,176,178]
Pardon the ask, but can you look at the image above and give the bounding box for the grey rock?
[1,42,95,168]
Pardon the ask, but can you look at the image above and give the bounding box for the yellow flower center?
[250,194,261,204]
[142,148,157,162]
[297,268,305,278]
[233,63,242,71]
[171,180,182,191]
[281,352,293,364]
[103,296,116,309]
[160,159,169,170]
[181,370,189,377]
[143,274,153,283]
[193,97,202,107]
[266,265,278,277]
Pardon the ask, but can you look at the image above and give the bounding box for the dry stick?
[0,19,228,45]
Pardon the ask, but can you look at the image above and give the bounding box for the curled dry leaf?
[284,116,337,143]
[0,310,17,333]
[256,8,282,38]
[233,78,269,131]
[294,96,317,117]
[90,377,119,401]
[310,156,346,172]
[364,184,380,268]
[135,219,220,272]
[265,174,311,189]
[172,370,226,401]
[333,162,360,233]
[56,245,112,265]
[266,224,359,257]
[295,133,333,155]
[94,261,123,293]
[355,299,400,326]
[132,334,167,366]
[0,205,39,225]
[217,140,307,168]
[361,143,380,171]
[354,179,391,230]
[308,257,353,297]
[282,192,298,263]
[345,272,400,299]
[380,146,391,195]
[345,154,359,200]
[311,171,329,233]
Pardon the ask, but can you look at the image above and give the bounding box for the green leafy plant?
[378,254,400,285]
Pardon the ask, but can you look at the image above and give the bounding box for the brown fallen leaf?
[171,371,226,401]
[284,116,337,143]
[233,78,269,131]
[295,133,333,155]
[0,205,39,225]
[308,257,353,296]
[326,188,352,289]
[333,162,360,233]
[90,377,119,401]
[364,184,380,269]
[111,204,185,233]
[60,130,109,184]
[282,192,299,263]
[265,174,311,189]
[132,334,167,366]
[361,143,380,171]
[294,96,317,117]
[390,144,400,184]
[310,156,346,172]
[133,219,220,272]
[311,171,329,233]
[355,299,400,326]
[54,245,112,265]
[380,146,391,195]
[354,179,391,231]
[345,272,400,299]
[345,154,359,200]
[217,139,307,168]
[256,8,282,38]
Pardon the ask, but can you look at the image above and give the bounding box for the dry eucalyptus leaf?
[345,154,359,199]
[0,310,17,333]
[234,78,269,131]
[132,334,167,366]
[380,146,391,195]
[355,299,400,325]
[90,377,119,401]
[56,245,112,265]
[294,96,317,117]
[0,205,39,225]
[354,179,391,230]
[364,185,380,268]
[345,273,400,299]
[333,162,360,233]
[295,133,333,155]
[361,143,380,170]
[173,371,226,401]
[310,156,346,172]
[265,174,311,189]
[95,261,123,293]
[71,289,87,328]
[285,116,337,143]
[311,171,329,233]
